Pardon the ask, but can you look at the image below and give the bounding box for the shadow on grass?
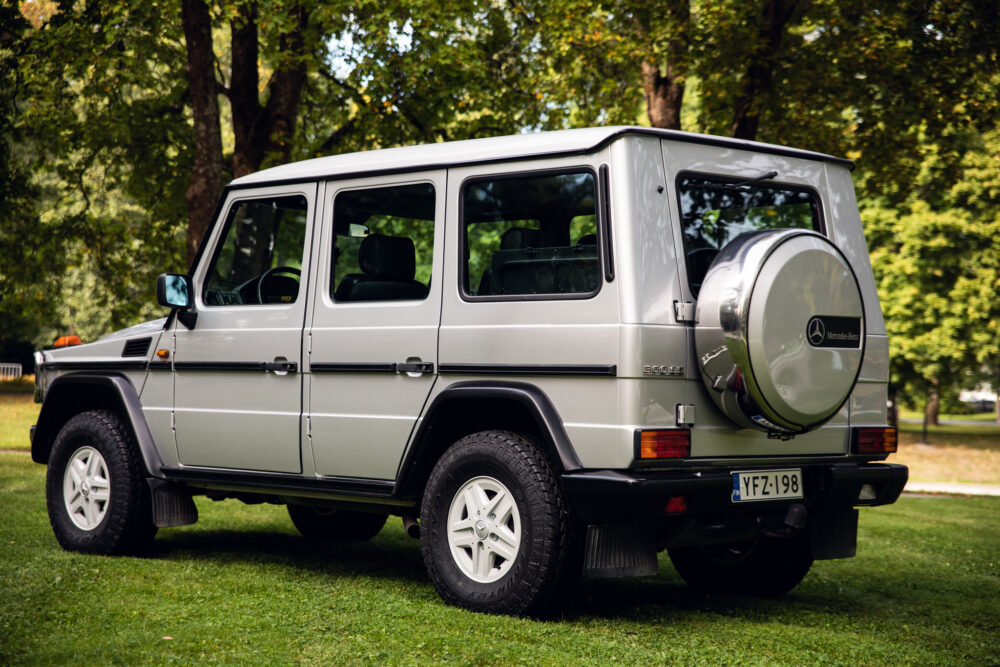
[146,526,876,623]
[150,527,428,584]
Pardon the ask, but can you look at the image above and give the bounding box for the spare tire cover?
[694,229,865,434]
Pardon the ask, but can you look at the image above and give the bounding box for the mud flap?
[583,522,658,577]
[810,508,858,560]
[147,479,199,527]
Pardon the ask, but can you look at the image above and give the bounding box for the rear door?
[305,172,445,479]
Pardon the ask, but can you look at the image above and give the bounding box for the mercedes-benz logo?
[807,317,826,346]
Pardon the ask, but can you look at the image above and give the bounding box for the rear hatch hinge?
[674,300,696,324]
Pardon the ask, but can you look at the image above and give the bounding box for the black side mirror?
[156,273,192,308]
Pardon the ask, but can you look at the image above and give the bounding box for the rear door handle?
[396,361,434,374]
[265,358,298,375]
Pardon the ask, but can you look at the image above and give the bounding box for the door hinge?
[674,301,696,323]
[676,404,695,426]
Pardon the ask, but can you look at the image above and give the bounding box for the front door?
[173,183,316,473]
[305,173,444,479]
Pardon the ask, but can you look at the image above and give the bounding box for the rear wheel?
[668,532,813,597]
[46,410,157,555]
[420,430,570,615]
[287,505,387,541]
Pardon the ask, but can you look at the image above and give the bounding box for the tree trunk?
[926,386,940,427]
[180,0,223,265]
[641,60,684,130]
[730,0,799,140]
[229,1,308,178]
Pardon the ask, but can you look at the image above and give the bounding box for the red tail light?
[636,429,691,459]
[852,427,898,454]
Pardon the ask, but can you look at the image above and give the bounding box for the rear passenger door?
[305,172,445,479]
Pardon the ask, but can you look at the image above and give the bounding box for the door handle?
[265,358,298,374]
[396,361,434,374]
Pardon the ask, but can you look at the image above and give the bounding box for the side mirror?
[156,273,192,308]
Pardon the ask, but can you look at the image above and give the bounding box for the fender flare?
[395,380,582,498]
[31,373,166,479]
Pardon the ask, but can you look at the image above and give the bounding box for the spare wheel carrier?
[694,229,865,435]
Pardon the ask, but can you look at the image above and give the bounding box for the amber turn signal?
[156,349,170,359]
[636,429,691,459]
[852,427,898,454]
[53,335,82,348]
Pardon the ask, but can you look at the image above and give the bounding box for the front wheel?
[420,430,570,616]
[46,410,157,555]
[668,532,814,597]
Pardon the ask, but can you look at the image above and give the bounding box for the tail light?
[852,427,898,454]
[635,429,691,460]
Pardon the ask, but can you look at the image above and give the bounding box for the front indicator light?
[852,427,898,454]
[636,429,691,459]
[858,484,877,501]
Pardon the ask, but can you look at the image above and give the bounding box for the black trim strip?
[310,362,397,373]
[147,361,172,371]
[160,466,400,501]
[225,128,853,192]
[173,361,299,373]
[41,360,148,372]
[439,363,616,377]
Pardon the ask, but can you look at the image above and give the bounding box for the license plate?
[731,469,803,502]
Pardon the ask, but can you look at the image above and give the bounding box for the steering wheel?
[256,266,301,304]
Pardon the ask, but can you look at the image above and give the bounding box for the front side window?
[678,174,821,295]
[331,183,435,302]
[203,195,308,306]
[463,171,599,298]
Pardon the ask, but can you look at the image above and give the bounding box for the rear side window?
[462,171,599,298]
[678,173,822,295]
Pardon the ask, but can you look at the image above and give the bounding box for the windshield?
[678,173,821,295]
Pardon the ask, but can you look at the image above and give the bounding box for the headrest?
[359,234,416,281]
[500,227,541,250]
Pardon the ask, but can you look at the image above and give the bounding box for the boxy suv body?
[32,127,906,615]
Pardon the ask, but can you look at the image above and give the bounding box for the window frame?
[200,192,311,308]
[458,166,606,303]
[327,180,438,303]
[674,170,827,295]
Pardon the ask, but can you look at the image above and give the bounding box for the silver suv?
[32,127,906,615]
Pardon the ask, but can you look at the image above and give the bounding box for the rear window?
[678,173,822,295]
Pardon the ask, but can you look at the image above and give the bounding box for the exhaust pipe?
[402,514,420,539]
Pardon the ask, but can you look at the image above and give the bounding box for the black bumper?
[560,462,908,524]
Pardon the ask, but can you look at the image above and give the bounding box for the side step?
[583,523,658,578]
[147,479,199,527]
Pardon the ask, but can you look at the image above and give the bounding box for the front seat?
[334,234,427,302]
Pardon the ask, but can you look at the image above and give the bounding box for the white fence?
[0,363,23,380]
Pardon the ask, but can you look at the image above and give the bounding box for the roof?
[230,126,852,188]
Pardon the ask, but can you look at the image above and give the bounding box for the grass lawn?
[894,421,1000,484]
[1,453,997,665]
[0,380,37,452]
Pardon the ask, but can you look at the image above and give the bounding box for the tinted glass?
[678,174,821,295]
[463,171,599,297]
[331,183,435,302]
[203,195,308,306]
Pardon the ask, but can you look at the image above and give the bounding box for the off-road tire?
[420,430,570,616]
[287,505,388,541]
[46,410,157,555]
[668,532,814,597]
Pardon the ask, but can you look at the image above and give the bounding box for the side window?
[678,174,821,295]
[331,183,435,302]
[463,171,599,298]
[203,195,308,306]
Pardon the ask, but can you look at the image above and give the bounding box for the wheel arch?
[31,373,166,479]
[395,380,582,500]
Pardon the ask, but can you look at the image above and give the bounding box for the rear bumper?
[560,462,908,524]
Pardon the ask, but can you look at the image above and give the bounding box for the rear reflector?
[852,427,898,454]
[665,496,688,514]
[636,429,691,459]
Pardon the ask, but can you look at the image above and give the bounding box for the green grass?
[1,453,997,665]
[0,390,38,452]
[898,420,1000,449]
